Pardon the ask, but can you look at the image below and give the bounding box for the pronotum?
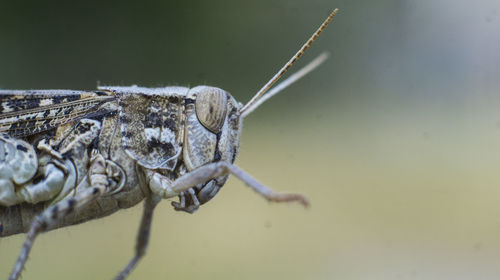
[0,9,338,280]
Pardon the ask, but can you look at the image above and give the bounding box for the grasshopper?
[0,9,338,280]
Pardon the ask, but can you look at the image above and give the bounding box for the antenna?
[239,8,339,115]
[241,52,329,118]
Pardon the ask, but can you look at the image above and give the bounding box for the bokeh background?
[2,0,500,279]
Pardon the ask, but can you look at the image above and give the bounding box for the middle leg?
[8,150,120,280]
[114,194,160,280]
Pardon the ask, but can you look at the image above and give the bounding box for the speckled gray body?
[0,85,241,237]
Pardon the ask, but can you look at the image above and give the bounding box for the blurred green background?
[2,0,500,279]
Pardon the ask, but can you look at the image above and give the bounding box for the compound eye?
[195,88,228,133]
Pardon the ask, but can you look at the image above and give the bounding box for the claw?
[188,188,200,207]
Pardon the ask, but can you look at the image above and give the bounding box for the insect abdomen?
[0,187,147,237]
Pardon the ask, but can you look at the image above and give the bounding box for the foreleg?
[149,161,309,207]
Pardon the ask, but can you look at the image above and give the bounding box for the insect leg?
[114,194,160,280]
[151,162,309,207]
[8,151,117,280]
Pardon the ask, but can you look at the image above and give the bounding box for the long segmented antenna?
[241,52,329,118]
[239,8,338,115]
